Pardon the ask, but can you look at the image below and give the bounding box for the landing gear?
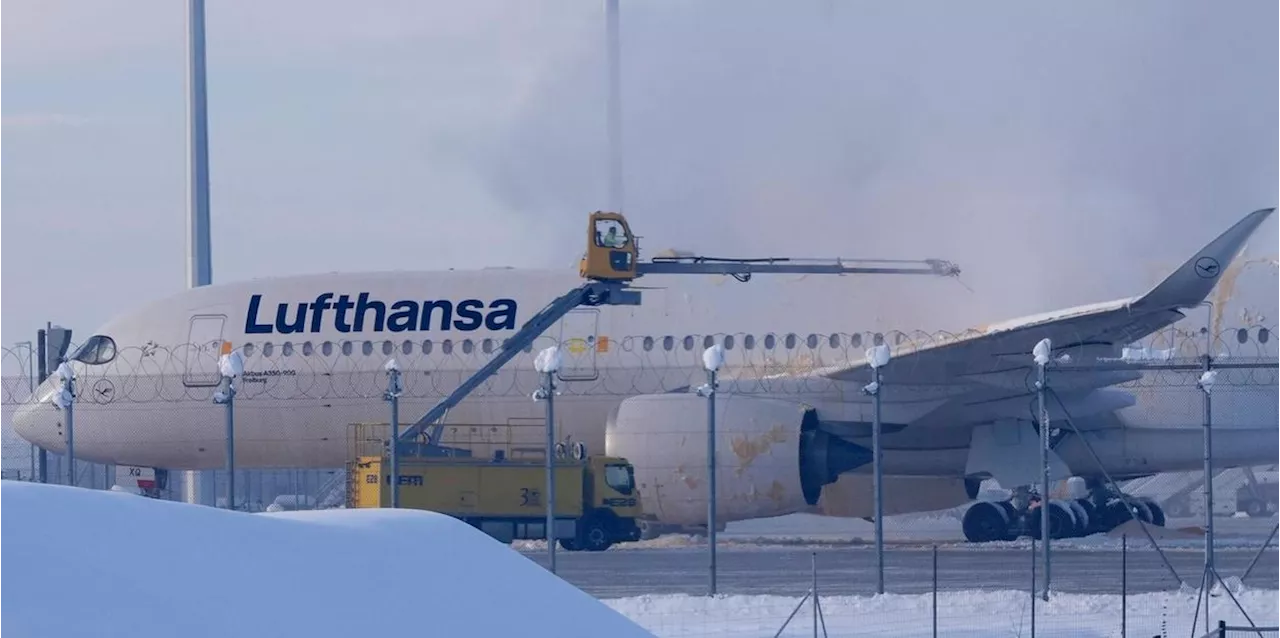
[961,482,1168,543]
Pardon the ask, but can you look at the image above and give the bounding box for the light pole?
[1032,338,1052,601]
[533,346,563,574]
[698,344,725,596]
[213,349,243,510]
[50,361,76,486]
[384,358,404,508]
[862,344,891,595]
[1196,366,1218,635]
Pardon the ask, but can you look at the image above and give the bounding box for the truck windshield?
[604,464,633,494]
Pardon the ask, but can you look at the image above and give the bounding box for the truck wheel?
[558,538,581,552]
[578,517,613,552]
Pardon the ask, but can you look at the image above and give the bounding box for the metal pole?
[871,364,885,595]
[65,377,75,487]
[932,545,938,638]
[707,367,718,596]
[544,370,557,574]
[1030,536,1036,638]
[224,387,235,510]
[1038,360,1051,601]
[811,552,818,638]
[187,0,215,510]
[1201,353,1214,636]
[1121,534,1127,638]
[36,329,48,484]
[187,0,211,289]
[387,367,402,508]
[604,0,623,212]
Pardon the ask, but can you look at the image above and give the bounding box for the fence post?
[932,545,938,638]
[811,552,818,638]
[1030,536,1036,638]
[1198,361,1217,637]
[1121,534,1127,638]
[1033,338,1052,602]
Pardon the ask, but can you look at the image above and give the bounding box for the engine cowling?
[606,393,870,526]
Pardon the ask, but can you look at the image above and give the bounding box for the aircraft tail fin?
[1131,207,1275,312]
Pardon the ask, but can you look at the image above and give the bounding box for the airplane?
[11,207,1278,543]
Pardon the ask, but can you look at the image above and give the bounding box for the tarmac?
[519,515,1280,599]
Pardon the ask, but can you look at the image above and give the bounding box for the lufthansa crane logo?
[91,379,115,404]
[1194,256,1221,279]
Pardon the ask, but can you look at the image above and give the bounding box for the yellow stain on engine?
[730,424,789,472]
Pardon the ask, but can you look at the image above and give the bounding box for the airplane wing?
[804,208,1276,393]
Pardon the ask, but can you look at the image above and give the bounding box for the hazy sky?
[3,0,1277,345]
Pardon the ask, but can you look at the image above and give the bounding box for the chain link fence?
[2,322,1276,635]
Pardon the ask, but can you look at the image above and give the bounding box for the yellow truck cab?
[349,453,643,552]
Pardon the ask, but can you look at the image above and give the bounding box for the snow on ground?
[1,481,651,638]
[605,588,1280,637]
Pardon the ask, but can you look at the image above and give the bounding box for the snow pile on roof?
[1,481,652,638]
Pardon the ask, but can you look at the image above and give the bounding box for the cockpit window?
[604,464,634,495]
[70,335,117,366]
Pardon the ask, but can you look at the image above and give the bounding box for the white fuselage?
[11,267,1277,523]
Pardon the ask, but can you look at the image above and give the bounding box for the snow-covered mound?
[1,482,652,638]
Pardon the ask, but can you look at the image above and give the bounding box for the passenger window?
[683,336,694,351]
[806,334,818,349]
[829,334,840,349]
[401,340,413,355]
[482,338,493,354]
[442,340,454,355]
[462,339,474,354]
[873,333,884,346]
[262,342,275,358]
[764,334,776,350]
[643,336,654,352]
[361,341,373,356]
[663,336,674,351]
[785,334,797,349]
[382,341,393,356]
[282,342,294,357]
[422,340,433,355]
[743,335,755,350]
[724,335,735,350]
[850,334,862,348]
[341,341,353,356]
[321,341,333,357]
[243,343,256,357]
[703,335,715,349]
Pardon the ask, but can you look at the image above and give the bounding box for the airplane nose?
[11,383,68,454]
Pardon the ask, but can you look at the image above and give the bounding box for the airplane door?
[557,309,599,382]
[184,314,227,387]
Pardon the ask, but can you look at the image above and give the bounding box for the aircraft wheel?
[962,501,1013,543]
[1138,498,1166,527]
[1246,500,1265,517]
[1066,500,1091,537]
[1032,501,1077,539]
[1128,498,1154,525]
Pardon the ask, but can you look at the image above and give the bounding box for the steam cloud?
[447,0,1279,330]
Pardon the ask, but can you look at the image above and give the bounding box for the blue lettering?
[243,293,519,335]
[453,299,484,331]
[245,295,273,334]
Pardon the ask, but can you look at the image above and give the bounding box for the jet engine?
[605,393,870,527]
